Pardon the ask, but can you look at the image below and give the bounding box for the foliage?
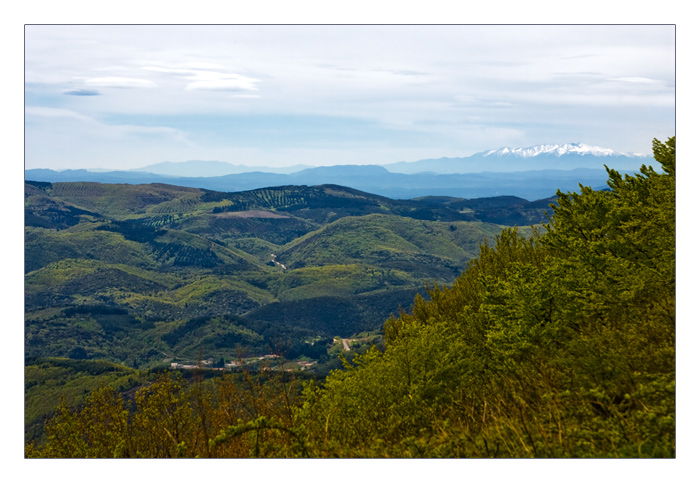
[24,358,142,443]
[27,139,674,457]
[30,369,307,458]
[295,137,675,457]
[25,181,506,382]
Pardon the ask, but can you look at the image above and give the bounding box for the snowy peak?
[483,143,641,158]
[384,142,655,175]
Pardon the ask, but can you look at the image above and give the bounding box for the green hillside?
[279,214,503,278]
[24,178,555,444]
[25,182,525,367]
[26,137,675,458]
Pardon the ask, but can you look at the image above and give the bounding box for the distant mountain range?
[130,160,312,177]
[25,143,658,201]
[383,143,653,174]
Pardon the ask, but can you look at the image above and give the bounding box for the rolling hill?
[25,179,557,438]
[25,181,555,365]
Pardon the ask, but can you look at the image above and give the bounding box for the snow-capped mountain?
[481,143,646,159]
[484,143,612,158]
[385,143,655,174]
[26,141,658,201]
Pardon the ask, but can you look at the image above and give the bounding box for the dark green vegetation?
[26,138,674,457]
[26,179,542,438]
[25,182,527,364]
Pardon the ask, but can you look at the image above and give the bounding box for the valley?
[25,181,556,367]
[22,22,675,459]
[24,179,555,440]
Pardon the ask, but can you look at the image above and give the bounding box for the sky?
[24,24,675,171]
[9,5,699,480]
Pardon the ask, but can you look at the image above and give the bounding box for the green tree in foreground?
[29,137,675,458]
[296,136,675,457]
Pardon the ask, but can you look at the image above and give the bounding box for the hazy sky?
[24,24,675,170]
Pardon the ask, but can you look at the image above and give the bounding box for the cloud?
[142,65,259,92]
[63,88,101,96]
[610,76,663,85]
[85,77,157,88]
[25,106,97,122]
[185,76,257,92]
[25,106,196,146]
[453,95,515,108]
[373,69,431,77]
[23,25,675,166]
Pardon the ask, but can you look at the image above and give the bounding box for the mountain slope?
[26,181,534,370]
[23,178,558,389]
[27,164,636,201]
[385,143,656,174]
[22,178,562,446]
[132,160,311,176]
[278,214,503,279]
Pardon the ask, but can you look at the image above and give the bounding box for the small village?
[166,336,364,372]
[169,354,317,372]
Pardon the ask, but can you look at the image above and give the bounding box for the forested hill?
[24,180,554,227]
[304,137,676,457]
[25,180,550,439]
[27,137,675,458]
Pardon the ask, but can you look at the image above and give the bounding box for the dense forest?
[25,173,546,439]
[25,137,675,458]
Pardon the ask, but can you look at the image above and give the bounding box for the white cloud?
[185,76,258,92]
[85,77,157,88]
[23,25,675,166]
[25,106,97,122]
[610,76,665,85]
[25,107,198,170]
[142,65,259,92]
[228,94,262,99]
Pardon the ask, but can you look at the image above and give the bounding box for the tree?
[296,137,675,457]
[30,137,675,458]
[129,372,195,457]
[68,347,88,360]
[39,387,129,458]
